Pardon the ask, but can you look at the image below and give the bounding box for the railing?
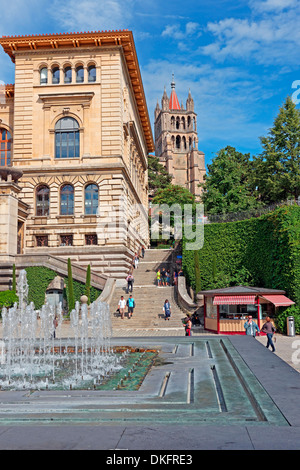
[205,198,300,224]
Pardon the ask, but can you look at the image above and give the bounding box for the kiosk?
[199,286,295,334]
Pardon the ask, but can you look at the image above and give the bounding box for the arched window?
[88,64,96,82]
[55,117,80,159]
[36,185,50,216]
[40,67,48,85]
[176,117,180,130]
[85,183,98,215]
[76,65,84,83]
[52,66,60,84]
[0,129,12,166]
[176,135,181,150]
[60,184,74,215]
[64,66,72,84]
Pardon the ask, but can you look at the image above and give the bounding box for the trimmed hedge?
[182,205,300,305]
[25,266,102,310]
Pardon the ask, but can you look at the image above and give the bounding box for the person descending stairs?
[110,248,185,330]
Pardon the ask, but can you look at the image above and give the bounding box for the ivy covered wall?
[25,266,102,310]
[182,205,300,304]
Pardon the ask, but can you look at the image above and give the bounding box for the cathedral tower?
[154,76,205,198]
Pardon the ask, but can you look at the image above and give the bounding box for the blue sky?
[0,0,300,166]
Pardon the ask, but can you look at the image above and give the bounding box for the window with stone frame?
[0,128,12,166]
[85,234,97,245]
[55,117,80,159]
[36,184,50,216]
[36,235,49,247]
[60,234,73,246]
[60,184,74,215]
[84,183,98,215]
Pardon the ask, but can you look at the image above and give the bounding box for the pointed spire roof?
[169,74,180,110]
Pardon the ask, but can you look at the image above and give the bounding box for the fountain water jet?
[0,269,121,390]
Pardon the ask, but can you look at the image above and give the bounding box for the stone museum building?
[0,30,154,289]
[154,75,205,198]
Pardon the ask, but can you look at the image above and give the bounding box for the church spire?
[186,88,194,111]
[169,74,180,110]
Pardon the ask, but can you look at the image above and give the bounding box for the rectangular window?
[60,234,73,246]
[36,235,49,247]
[85,234,97,245]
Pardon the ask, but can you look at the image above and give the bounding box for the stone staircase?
[109,248,186,329]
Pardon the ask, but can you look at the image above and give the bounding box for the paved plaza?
[0,326,298,450]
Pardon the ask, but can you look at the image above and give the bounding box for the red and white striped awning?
[213,295,256,305]
[260,295,295,307]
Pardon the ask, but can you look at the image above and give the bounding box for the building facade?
[0,30,154,289]
[154,76,205,198]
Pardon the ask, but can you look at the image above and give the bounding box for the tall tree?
[200,146,260,214]
[67,258,75,313]
[85,264,91,305]
[253,96,300,204]
[148,155,172,198]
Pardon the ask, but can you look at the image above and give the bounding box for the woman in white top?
[118,296,126,319]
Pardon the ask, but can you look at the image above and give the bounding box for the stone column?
[0,169,23,257]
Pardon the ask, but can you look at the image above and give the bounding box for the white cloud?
[162,22,201,40]
[249,0,298,13]
[48,0,135,31]
[200,2,300,66]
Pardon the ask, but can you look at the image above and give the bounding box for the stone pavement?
[111,326,300,373]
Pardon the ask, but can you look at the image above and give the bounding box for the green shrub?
[275,305,300,335]
[0,290,19,310]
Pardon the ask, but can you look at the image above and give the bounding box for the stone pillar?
[0,169,22,256]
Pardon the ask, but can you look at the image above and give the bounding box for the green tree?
[148,155,172,198]
[85,264,91,305]
[67,258,75,313]
[253,96,300,204]
[12,264,16,292]
[152,184,195,208]
[200,146,260,214]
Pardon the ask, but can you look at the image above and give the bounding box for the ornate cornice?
[0,30,154,152]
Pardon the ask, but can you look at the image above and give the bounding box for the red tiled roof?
[169,89,180,110]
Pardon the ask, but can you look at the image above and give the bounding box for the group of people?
[118,294,136,319]
[157,268,183,287]
[244,315,276,352]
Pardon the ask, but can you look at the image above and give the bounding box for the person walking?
[141,246,145,258]
[261,317,276,352]
[126,273,134,293]
[134,253,139,269]
[156,269,161,287]
[163,299,171,321]
[127,294,135,319]
[244,315,260,337]
[183,315,192,336]
[118,295,126,320]
[51,315,58,339]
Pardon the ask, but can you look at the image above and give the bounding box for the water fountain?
[0,269,125,390]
